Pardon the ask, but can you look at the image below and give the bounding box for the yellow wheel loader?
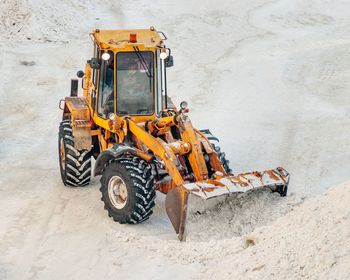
[58,27,290,240]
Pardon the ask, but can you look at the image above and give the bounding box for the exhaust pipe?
[70,79,78,97]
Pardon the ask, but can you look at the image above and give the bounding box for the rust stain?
[252,171,262,178]
[205,179,225,187]
[195,183,217,193]
[228,177,249,187]
[266,170,279,181]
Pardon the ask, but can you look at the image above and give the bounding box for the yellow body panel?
[64,96,91,150]
[65,96,90,122]
[92,28,163,50]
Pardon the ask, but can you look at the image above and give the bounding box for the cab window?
[97,50,114,118]
[116,51,154,116]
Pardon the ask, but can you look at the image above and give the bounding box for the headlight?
[102,52,110,61]
[108,113,115,120]
[160,51,168,60]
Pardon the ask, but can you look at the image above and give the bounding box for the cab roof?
[91,28,164,49]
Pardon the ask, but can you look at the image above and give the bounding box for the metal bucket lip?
[182,168,290,199]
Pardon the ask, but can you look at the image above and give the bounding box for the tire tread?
[100,156,156,224]
[58,120,92,187]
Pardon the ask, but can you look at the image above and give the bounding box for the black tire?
[58,120,92,187]
[100,157,156,224]
[200,129,232,174]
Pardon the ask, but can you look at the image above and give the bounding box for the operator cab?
[88,28,173,121]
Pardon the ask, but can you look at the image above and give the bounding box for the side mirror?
[88,57,100,69]
[76,70,84,78]
[165,55,174,68]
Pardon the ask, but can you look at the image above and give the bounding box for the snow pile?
[197,180,350,279]
[115,181,350,279]
[186,189,305,241]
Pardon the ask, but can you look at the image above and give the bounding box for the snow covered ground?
[0,0,349,279]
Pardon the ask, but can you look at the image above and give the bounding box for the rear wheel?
[58,120,92,187]
[212,144,232,174]
[200,129,232,174]
[100,157,156,224]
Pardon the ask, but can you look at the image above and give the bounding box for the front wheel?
[100,157,156,224]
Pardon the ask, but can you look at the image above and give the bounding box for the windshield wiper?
[133,46,152,78]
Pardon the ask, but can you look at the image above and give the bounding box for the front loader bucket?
[165,167,290,241]
[165,186,189,241]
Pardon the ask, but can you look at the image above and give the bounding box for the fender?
[62,96,92,150]
[94,145,142,176]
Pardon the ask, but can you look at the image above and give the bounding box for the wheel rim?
[60,138,65,170]
[108,176,128,209]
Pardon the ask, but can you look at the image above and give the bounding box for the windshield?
[116,51,154,115]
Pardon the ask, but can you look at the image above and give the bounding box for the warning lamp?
[130,33,137,43]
